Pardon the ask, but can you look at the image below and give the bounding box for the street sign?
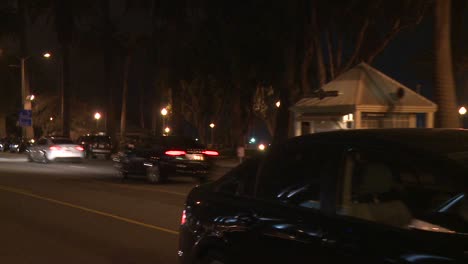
[19,109,32,127]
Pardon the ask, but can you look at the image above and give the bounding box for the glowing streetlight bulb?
[43,52,51,58]
[275,101,281,108]
[49,117,53,121]
[258,144,266,151]
[459,107,467,115]
[209,123,215,128]
[94,112,101,120]
[161,108,168,116]
[164,127,170,133]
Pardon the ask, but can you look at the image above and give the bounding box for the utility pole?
[20,57,34,139]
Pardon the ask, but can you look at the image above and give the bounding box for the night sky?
[2,0,468,142]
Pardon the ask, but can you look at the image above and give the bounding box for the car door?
[249,140,344,263]
[192,158,262,262]
[323,146,468,264]
[32,138,47,160]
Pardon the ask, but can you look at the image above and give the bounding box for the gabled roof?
[291,63,437,114]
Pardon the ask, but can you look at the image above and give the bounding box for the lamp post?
[94,112,101,131]
[209,123,215,147]
[459,106,466,128]
[19,52,51,139]
[161,107,168,135]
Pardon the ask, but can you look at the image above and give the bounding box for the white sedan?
[27,137,85,163]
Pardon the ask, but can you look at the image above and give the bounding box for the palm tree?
[53,0,74,137]
[434,0,459,128]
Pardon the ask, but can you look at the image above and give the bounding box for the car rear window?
[162,137,204,148]
[51,139,74,144]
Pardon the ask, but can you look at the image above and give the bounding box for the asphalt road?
[0,154,236,263]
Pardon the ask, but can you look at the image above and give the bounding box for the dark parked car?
[179,129,468,264]
[114,136,218,183]
[77,134,113,159]
[0,137,11,152]
[9,137,33,153]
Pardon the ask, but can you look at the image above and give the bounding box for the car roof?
[290,128,468,155]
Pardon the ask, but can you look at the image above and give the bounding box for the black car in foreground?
[179,129,467,264]
[114,136,218,183]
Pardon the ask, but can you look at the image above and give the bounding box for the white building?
[290,63,437,136]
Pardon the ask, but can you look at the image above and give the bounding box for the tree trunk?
[434,0,459,128]
[139,84,145,129]
[0,113,6,138]
[231,82,245,148]
[54,0,73,138]
[301,44,313,95]
[120,53,132,147]
[60,43,71,138]
[311,7,326,88]
[102,0,117,150]
[171,81,185,136]
[326,30,335,80]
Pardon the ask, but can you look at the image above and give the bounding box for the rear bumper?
[47,151,85,161]
[164,160,211,176]
[91,149,111,154]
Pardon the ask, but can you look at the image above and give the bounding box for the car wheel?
[41,153,50,164]
[199,250,227,264]
[146,165,163,184]
[116,167,128,180]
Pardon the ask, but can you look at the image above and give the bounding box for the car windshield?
[138,136,204,149]
[51,139,74,144]
[161,137,204,148]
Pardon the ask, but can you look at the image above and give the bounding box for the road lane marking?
[0,185,179,235]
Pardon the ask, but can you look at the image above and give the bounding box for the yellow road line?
[0,185,179,235]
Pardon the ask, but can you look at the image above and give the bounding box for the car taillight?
[202,150,219,156]
[181,210,187,225]
[165,150,187,156]
[75,146,84,151]
[49,145,61,151]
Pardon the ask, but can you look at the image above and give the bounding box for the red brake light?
[49,145,61,151]
[165,150,187,156]
[181,210,187,225]
[75,146,84,151]
[202,150,219,156]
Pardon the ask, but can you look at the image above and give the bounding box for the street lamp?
[459,107,466,128]
[164,127,170,135]
[43,52,51,58]
[94,112,101,130]
[275,100,281,108]
[18,52,51,138]
[49,117,54,121]
[161,107,168,135]
[209,123,215,147]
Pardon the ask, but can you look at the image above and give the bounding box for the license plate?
[186,154,204,161]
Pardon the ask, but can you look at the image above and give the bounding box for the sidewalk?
[0,152,28,162]
[214,156,240,168]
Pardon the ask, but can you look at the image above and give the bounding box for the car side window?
[256,142,340,210]
[338,148,467,235]
[215,158,260,197]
